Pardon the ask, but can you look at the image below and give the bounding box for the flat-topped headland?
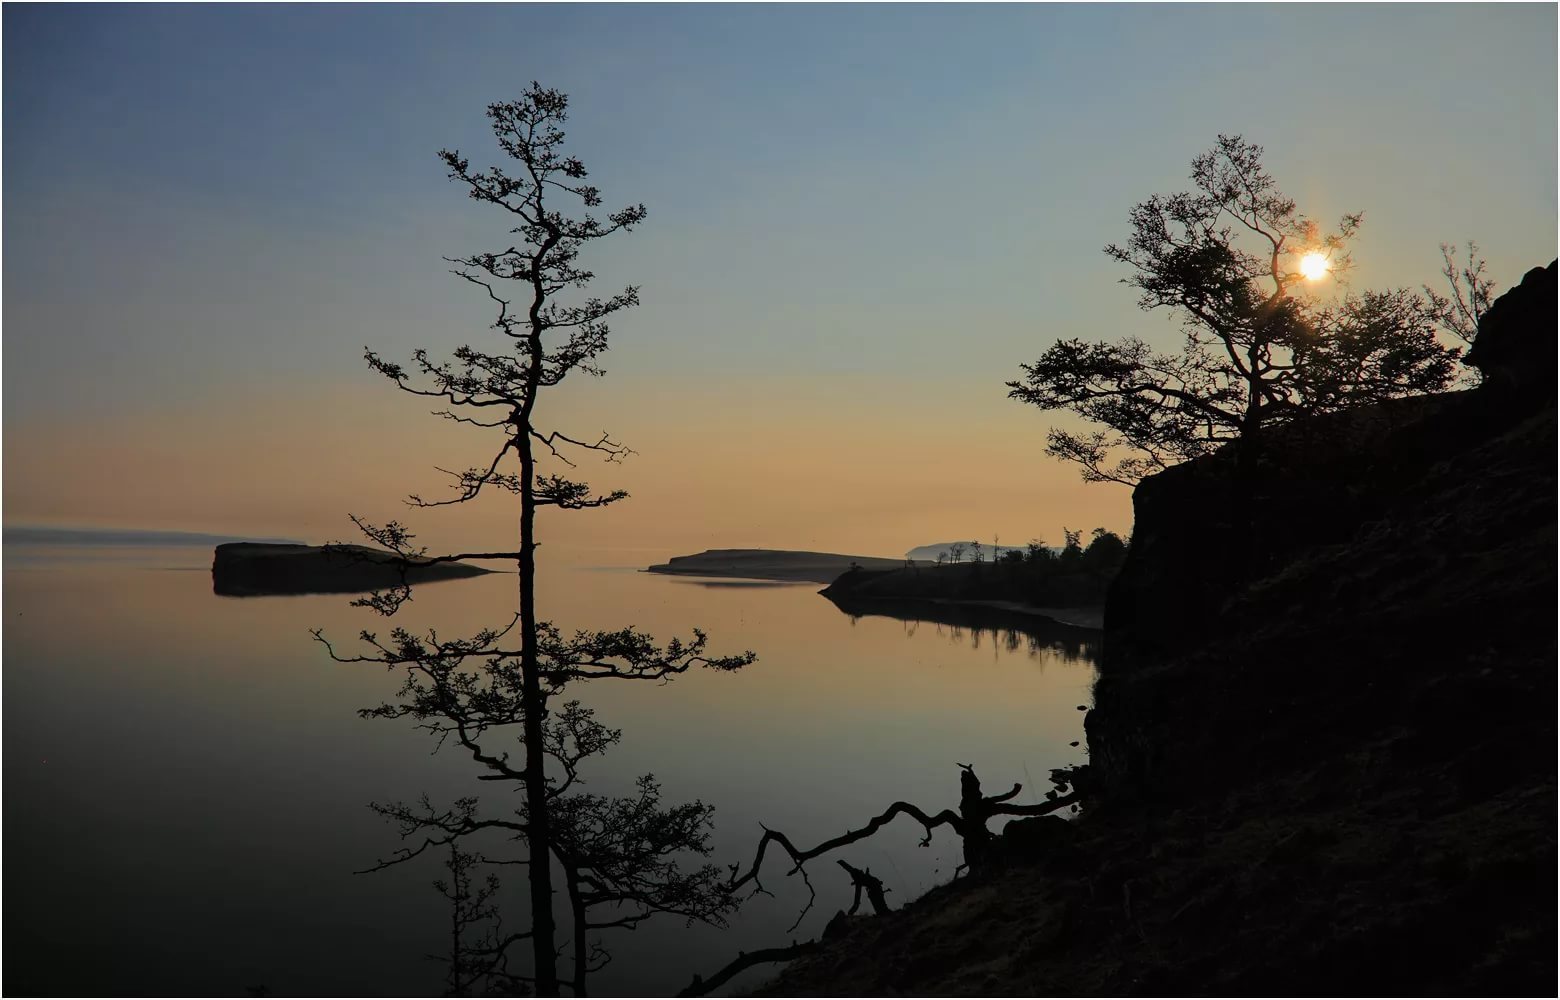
[646,548,918,584]
[648,548,1113,629]
[820,562,1109,630]
[212,542,495,596]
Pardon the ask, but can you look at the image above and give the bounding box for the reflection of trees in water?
[922,619,1094,664]
[833,599,1097,664]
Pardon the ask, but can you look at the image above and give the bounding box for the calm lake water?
[3,542,1096,996]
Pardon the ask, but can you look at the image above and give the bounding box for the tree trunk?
[519,433,559,995]
[957,768,993,871]
[566,863,588,997]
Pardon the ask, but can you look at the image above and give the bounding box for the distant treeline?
[830,528,1128,608]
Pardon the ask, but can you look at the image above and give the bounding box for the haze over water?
[3,540,1094,995]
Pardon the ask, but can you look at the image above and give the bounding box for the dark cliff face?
[1093,389,1555,789]
[1465,259,1557,401]
[1085,265,1556,988]
[1106,260,1557,667]
[763,269,1555,996]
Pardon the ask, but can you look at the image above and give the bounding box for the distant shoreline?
[645,548,1105,631]
[820,591,1104,632]
[212,541,493,597]
[646,548,923,584]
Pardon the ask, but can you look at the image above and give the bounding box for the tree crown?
[1010,135,1460,485]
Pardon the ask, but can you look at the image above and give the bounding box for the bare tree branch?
[677,941,819,998]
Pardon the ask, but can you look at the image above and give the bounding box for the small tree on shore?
[1422,240,1498,389]
[1082,527,1127,571]
[315,85,753,996]
[1423,240,1497,349]
[1008,135,1461,485]
[1058,528,1084,568]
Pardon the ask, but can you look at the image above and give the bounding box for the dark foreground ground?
[765,268,1556,995]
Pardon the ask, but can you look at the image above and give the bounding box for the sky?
[4,3,1556,561]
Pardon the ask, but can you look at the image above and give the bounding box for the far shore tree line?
[314,88,1520,996]
[881,528,1130,607]
[927,529,1127,569]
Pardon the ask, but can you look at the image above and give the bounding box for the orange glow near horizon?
[1,374,1134,564]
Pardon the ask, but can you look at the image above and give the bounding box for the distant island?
[212,542,494,596]
[820,551,1120,631]
[644,545,1118,631]
[904,540,1030,562]
[645,549,920,583]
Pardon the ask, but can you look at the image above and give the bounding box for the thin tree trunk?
[519,432,559,995]
[566,863,588,997]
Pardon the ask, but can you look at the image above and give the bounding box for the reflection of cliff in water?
[821,592,1098,664]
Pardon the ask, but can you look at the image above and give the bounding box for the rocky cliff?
[763,265,1555,994]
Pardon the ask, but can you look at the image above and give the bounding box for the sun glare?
[1299,251,1330,281]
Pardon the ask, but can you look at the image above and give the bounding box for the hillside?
[761,264,1556,994]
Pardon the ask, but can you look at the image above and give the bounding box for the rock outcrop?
[212,542,493,596]
[1465,258,1557,404]
[765,262,1555,995]
[1076,283,1556,990]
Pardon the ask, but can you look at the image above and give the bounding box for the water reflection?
[665,576,815,590]
[823,593,1099,664]
[3,545,1097,996]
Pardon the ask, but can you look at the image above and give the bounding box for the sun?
[1299,251,1330,281]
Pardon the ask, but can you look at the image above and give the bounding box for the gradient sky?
[4,4,1555,560]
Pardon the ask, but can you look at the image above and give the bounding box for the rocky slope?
[762,264,1555,995]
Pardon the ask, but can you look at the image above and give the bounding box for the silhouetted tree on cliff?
[1424,240,1497,391]
[1008,136,1461,485]
[1424,240,1497,348]
[314,85,753,996]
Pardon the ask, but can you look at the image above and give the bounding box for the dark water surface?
[3,543,1095,995]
